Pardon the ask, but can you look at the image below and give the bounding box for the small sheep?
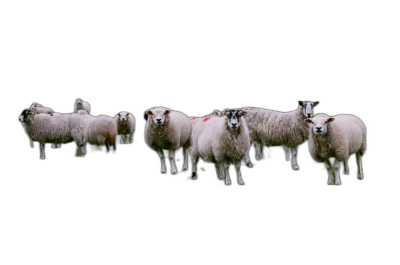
[114,111,136,144]
[31,106,54,115]
[305,114,367,185]
[18,109,86,159]
[76,110,117,155]
[243,101,319,170]
[190,109,250,185]
[74,98,91,114]
[23,103,53,148]
[144,107,191,174]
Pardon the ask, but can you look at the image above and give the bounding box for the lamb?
[243,101,319,170]
[144,107,191,174]
[76,110,117,155]
[305,114,367,185]
[190,109,250,185]
[74,98,91,114]
[31,105,54,115]
[114,111,136,144]
[18,109,86,159]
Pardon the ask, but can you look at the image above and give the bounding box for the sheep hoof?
[238,181,245,185]
[191,172,197,180]
[161,169,167,174]
[357,174,364,180]
[246,162,253,168]
[327,181,335,185]
[182,165,188,171]
[171,170,178,174]
[335,180,342,185]
[344,170,349,175]
[217,175,224,180]
[255,156,261,161]
[292,164,299,170]
[225,179,231,186]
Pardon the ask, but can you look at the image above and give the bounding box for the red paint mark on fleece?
[190,117,197,120]
[202,116,212,122]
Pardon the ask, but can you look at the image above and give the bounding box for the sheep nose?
[156,118,161,122]
[307,114,311,118]
[316,127,321,131]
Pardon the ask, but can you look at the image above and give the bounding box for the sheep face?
[305,116,335,135]
[224,109,247,131]
[118,112,129,122]
[76,98,83,105]
[19,109,35,123]
[145,108,171,126]
[299,101,319,119]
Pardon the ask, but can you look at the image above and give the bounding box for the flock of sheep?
[19,99,367,186]
[19,99,136,159]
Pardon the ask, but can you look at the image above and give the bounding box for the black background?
[7,7,395,237]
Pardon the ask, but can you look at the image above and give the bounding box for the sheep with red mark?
[190,109,250,185]
[144,107,191,174]
[305,113,367,185]
[243,101,319,170]
[114,111,136,144]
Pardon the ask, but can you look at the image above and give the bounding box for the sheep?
[18,109,86,159]
[305,114,367,185]
[76,110,117,155]
[114,111,136,144]
[144,107,191,174]
[190,109,250,185]
[31,106,54,115]
[30,102,43,109]
[243,101,319,170]
[74,98,91,114]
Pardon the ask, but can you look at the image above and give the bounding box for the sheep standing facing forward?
[76,110,117,155]
[18,109,86,159]
[305,114,367,185]
[74,98,91,114]
[144,107,191,174]
[190,109,250,185]
[243,101,319,170]
[114,111,136,144]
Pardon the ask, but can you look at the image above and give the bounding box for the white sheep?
[190,109,250,185]
[74,98,91,114]
[23,103,54,148]
[114,111,136,144]
[76,110,117,155]
[19,109,86,159]
[243,101,319,170]
[144,107,191,174]
[31,106,54,115]
[305,114,367,185]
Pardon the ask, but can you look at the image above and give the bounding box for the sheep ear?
[313,101,319,107]
[299,101,304,107]
[327,118,335,123]
[238,110,247,117]
[144,110,152,120]
[224,110,230,116]
[304,119,312,124]
[213,110,222,116]
[164,109,171,115]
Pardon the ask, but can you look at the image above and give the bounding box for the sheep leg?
[215,163,223,180]
[290,146,299,170]
[255,142,263,160]
[30,139,34,148]
[283,146,290,161]
[182,147,188,171]
[334,159,342,185]
[356,152,364,180]
[120,135,124,144]
[129,134,133,143]
[224,163,232,185]
[244,149,253,168]
[325,160,334,185]
[235,160,245,185]
[39,142,46,160]
[191,156,199,180]
[343,157,350,175]
[169,150,178,174]
[157,149,167,174]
